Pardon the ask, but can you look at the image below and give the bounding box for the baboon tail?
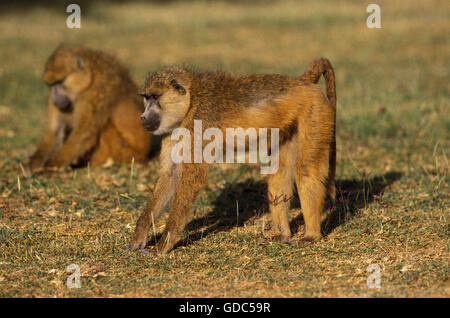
[299,58,336,200]
[299,57,336,109]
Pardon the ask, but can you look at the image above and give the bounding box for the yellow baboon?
[29,44,154,171]
[127,58,336,254]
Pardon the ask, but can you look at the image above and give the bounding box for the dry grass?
[0,0,448,297]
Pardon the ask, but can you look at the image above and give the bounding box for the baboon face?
[139,72,190,135]
[43,46,92,112]
[50,83,72,112]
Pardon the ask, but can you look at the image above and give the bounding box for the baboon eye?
[140,94,159,101]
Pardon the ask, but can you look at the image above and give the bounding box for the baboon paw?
[280,237,297,247]
[138,248,154,255]
[257,237,272,246]
[297,235,321,247]
[126,235,148,252]
[129,241,147,251]
[155,243,171,255]
[297,239,315,248]
[124,244,142,252]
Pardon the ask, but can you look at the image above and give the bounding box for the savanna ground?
[0,0,448,297]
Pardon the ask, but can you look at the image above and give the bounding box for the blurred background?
[0,0,448,168]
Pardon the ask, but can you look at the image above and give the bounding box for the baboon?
[128,58,336,254]
[29,44,154,171]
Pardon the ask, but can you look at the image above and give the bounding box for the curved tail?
[300,58,336,200]
[299,57,336,110]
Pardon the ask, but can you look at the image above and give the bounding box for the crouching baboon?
[29,44,154,171]
[128,58,336,254]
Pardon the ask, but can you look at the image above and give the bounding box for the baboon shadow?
[149,171,402,248]
[291,171,402,236]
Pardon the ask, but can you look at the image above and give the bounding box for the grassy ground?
[0,0,448,297]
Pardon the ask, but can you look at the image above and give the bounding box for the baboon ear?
[170,78,186,95]
[76,55,84,70]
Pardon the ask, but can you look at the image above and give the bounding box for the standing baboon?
[29,44,154,171]
[127,58,336,254]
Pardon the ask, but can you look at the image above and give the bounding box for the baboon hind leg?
[267,136,297,243]
[295,163,329,243]
[89,123,115,167]
[90,121,130,167]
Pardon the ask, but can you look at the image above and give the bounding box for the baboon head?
[42,44,92,112]
[139,67,191,135]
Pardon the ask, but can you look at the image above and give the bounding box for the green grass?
[0,0,449,297]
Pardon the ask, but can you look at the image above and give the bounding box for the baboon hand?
[28,160,42,173]
[29,153,46,172]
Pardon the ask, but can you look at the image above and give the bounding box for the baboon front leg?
[29,127,65,170]
[128,171,179,251]
[29,103,66,170]
[295,98,333,244]
[47,103,107,168]
[156,164,207,254]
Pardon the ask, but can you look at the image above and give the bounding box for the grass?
[0,0,449,297]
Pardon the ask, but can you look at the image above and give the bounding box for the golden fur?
[29,44,154,171]
[128,58,336,254]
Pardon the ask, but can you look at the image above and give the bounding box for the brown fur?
[128,58,336,254]
[299,58,337,200]
[29,44,153,171]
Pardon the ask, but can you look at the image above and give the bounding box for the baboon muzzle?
[141,112,161,132]
[51,84,72,112]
